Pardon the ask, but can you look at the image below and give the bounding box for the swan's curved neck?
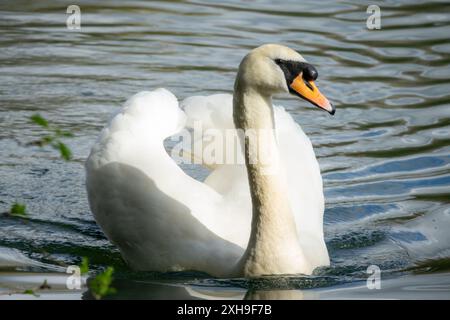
[233,80,307,277]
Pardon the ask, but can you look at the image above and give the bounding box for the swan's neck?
[233,83,308,276]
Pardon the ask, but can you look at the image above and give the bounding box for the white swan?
[86,44,335,277]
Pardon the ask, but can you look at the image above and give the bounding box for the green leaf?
[80,257,89,275]
[54,129,74,138]
[30,114,49,128]
[29,136,54,147]
[89,266,116,300]
[53,142,72,161]
[10,202,26,217]
[42,135,54,144]
[27,115,75,160]
[23,289,39,297]
[23,289,34,294]
[60,131,74,137]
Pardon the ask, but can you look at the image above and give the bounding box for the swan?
[85,44,335,277]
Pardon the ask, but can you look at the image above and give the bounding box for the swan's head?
[236,44,334,114]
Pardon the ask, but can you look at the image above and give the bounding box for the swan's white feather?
[86,88,329,276]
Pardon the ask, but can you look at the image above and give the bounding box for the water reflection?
[244,289,309,300]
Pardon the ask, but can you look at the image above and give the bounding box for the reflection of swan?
[86,44,334,277]
[244,289,311,300]
[185,286,315,300]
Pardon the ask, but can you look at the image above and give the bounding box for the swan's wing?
[180,94,328,266]
[181,93,235,130]
[274,107,328,267]
[85,89,243,276]
[180,94,252,243]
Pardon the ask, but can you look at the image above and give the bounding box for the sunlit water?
[0,0,449,299]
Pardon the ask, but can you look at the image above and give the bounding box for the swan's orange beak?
[290,74,335,115]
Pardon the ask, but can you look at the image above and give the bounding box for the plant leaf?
[30,114,49,128]
[53,142,72,161]
[80,257,89,275]
[10,202,26,216]
[54,128,74,138]
[42,135,54,144]
[89,266,115,300]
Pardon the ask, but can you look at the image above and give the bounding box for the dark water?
[0,0,450,299]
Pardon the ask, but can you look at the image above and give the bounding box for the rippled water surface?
[1,0,450,299]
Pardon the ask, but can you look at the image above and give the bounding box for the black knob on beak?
[303,64,318,81]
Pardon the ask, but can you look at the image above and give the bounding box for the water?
[0,0,450,299]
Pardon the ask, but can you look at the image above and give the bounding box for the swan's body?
[86,44,333,277]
